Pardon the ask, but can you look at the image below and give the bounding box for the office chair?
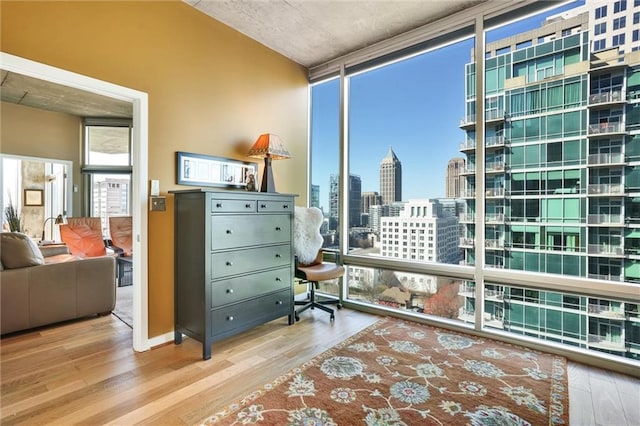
[293,206,344,321]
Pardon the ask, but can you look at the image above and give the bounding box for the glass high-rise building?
[379,146,402,205]
[459,10,640,359]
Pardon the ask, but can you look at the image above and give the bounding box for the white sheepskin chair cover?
[293,206,324,265]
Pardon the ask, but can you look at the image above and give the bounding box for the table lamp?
[247,133,291,193]
[42,214,64,241]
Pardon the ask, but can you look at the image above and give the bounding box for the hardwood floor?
[1,308,638,425]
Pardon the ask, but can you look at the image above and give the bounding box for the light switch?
[150,179,160,196]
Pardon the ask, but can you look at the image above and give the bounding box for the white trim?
[1,52,151,352]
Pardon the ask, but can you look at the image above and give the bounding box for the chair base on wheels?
[294,282,342,321]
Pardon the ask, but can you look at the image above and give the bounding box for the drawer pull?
[226,229,233,234]
[245,203,252,208]
[261,204,267,208]
[226,261,233,266]
[226,288,234,294]
[282,204,289,209]
[216,203,223,208]
[275,227,281,231]
[275,277,281,282]
[227,316,234,321]
[275,253,281,258]
[275,301,283,305]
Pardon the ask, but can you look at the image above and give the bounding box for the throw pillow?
[0,232,45,269]
[293,206,323,265]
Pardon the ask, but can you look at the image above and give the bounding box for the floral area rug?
[203,317,568,425]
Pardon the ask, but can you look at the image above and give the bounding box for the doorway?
[1,52,150,352]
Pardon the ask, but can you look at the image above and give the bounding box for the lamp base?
[260,156,277,193]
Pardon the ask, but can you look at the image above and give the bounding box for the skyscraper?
[329,174,339,230]
[311,184,320,209]
[349,174,362,227]
[329,173,363,228]
[445,157,466,198]
[459,8,640,359]
[361,191,382,215]
[379,147,402,205]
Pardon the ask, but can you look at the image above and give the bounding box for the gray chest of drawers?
[172,189,295,360]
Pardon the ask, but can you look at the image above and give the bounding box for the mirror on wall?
[1,154,73,241]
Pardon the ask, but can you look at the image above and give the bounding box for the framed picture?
[176,151,258,190]
[24,189,44,206]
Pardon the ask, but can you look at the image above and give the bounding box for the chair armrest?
[105,240,125,256]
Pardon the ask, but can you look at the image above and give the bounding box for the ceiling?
[1,1,481,118]
[1,70,133,118]
[186,0,483,68]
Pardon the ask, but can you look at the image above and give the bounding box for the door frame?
[1,52,150,352]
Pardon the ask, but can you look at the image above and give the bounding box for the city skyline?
[310,1,583,211]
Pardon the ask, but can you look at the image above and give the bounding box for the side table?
[116,256,133,287]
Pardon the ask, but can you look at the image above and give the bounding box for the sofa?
[1,232,116,335]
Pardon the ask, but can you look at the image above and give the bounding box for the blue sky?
[310,1,583,210]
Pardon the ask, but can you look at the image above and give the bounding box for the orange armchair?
[108,216,132,257]
[59,217,107,258]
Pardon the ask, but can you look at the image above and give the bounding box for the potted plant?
[4,199,22,232]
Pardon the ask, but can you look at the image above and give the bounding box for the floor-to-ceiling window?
[310,0,640,366]
[82,118,132,237]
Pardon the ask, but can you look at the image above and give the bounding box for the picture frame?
[24,189,44,206]
[176,151,258,190]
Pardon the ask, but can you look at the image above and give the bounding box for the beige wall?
[1,1,309,337]
[1,102,83,216]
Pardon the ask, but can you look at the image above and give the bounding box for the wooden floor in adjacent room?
[1,308,639,425]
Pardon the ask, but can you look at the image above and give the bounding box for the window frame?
[308,0,639,374]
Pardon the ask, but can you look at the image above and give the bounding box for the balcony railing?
[459,237,475,247]
[486,110,505,121]
[485,188,504,197]
[588,334,626,351]
[588,122,624,135]
[486,161,506,173]
[587,183,624,195]
[460,166,476,175]
[486,213,505,223]
[459,213,475,222]
[588,90,624,105]
[459,285,475,295]
[459,136,508,151]
[588,273,623,282]
[485,289,504,300]
[485,135,507,148]
[485,239,504,249]
[461,189,476,198]
[588,304,626,319]
[587,152,625,166]
[587,243,624,256]
[587,214,623,225]
[460,114,476,126]
[459,140,475,150]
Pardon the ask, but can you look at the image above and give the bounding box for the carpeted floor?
[203,317,568,425]
[112,285,132,328]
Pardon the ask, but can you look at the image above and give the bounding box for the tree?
[423,282,460,319]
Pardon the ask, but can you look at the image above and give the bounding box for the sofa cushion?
[0,232,45,269]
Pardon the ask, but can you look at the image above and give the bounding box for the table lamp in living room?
[247,133,290,193]
[42,214,64,241]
